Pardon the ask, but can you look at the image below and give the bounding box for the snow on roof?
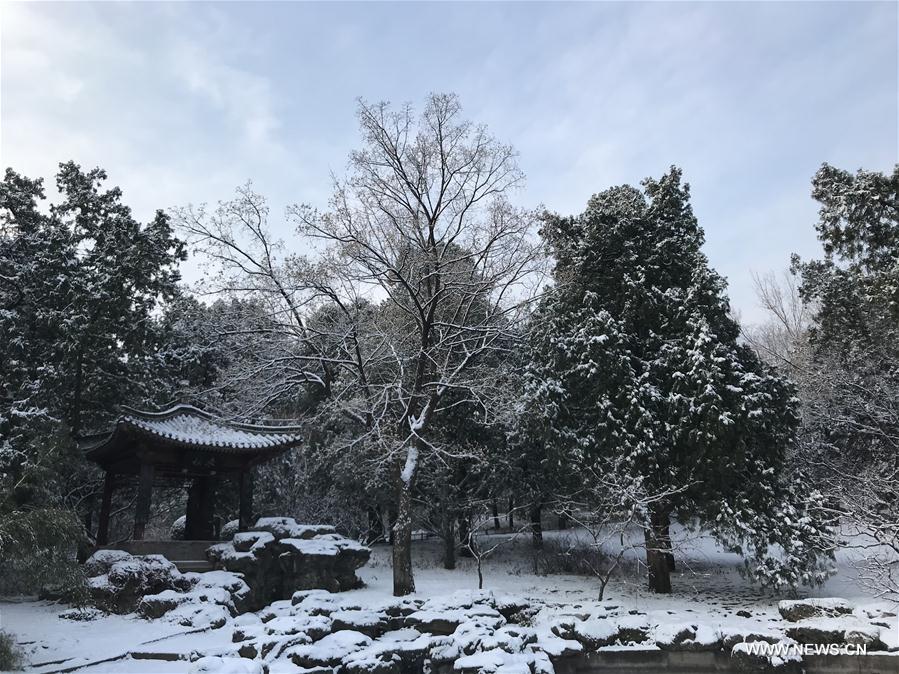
[83,404,303,456]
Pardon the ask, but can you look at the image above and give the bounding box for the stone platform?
[100,540,216,572]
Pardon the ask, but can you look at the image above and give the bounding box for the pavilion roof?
[80,404,303,466]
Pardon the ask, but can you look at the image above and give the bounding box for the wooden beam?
[96,471,116,545]
[133,462,154,540]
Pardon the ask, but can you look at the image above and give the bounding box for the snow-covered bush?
[536,536,611,576]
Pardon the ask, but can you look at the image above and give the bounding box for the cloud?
[1,1,895,321]
[166,35,283,153]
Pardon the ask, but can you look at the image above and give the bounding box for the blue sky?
[2,1,896,323]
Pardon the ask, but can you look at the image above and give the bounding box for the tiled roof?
[82,404,303,456]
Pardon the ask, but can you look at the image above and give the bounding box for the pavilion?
[79,404,303,544]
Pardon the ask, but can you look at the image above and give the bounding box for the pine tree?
[527,167,834,593]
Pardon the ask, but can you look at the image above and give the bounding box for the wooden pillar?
[186,476,215,539]
[96,471,115,545]
[133,462,154,540]
[200,477,216,539]
[238,469,254,532]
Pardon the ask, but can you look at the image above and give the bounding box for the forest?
[2,93,898,614]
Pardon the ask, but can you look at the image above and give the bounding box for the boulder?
[84,551,185,613]
[731,641,802,672]
[565,616,650,649]
[83,549,132,577]
[170,515,186,540]
[252,517,336,540]
[777,598,853,622]
[655,623,721,652]
[220,519,240,541]
[287,630,372,668]
[332,610,389,637]
[208,521,371,611]
[784,622,845,645]
[845,627,888,651]
[720,629,781,652]
[82,549,252,619]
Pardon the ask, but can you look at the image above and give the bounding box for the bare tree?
[178,94,545,596]
[742,269,811,373]
[556,470,691,600]
[462,501,531,590]
[290,94,545,595]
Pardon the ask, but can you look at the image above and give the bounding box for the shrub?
[537,536,610,576]
[0,630,24,671]
[0,507,87,601]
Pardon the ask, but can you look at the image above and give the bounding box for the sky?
[2,1,897,324]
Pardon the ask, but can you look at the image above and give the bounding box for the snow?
[284,630,372,665]
[4,528,898,673]
[253,517,335,540]
[0,600,194,673]
[190,656,265,673]
[400,445,418,485]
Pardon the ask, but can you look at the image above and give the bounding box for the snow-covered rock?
[784,616,888,650]
[253,517,336,540]
[730,640,802,671]
[138,570,249,622]
[208,519,371,610]
[555,614,650,649]
[83,550,189,613]
[171,515,187,540]
[654,621,721,651]
[221,519,240,540]
[286,630,372,667]
[777,598,853,622]
[189,655,267,674]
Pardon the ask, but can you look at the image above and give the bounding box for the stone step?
[174,559,214,573]
[130,651,185,661]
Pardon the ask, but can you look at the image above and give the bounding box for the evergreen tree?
[793,163,899,596]
[0,163,185,583]
[527,167,834,593]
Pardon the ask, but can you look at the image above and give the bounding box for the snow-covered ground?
[2,528,896,673]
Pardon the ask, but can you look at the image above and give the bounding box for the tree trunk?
[558,512,569,530]
[492,499,501,531]
[644,508,672,594]
[71,351,83,436]
[391,451,416,596]
[530,503,543,550]
[662,520,675,571]
[441,520,456,570]
[508,496,514,529]
[83,493,94,533]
